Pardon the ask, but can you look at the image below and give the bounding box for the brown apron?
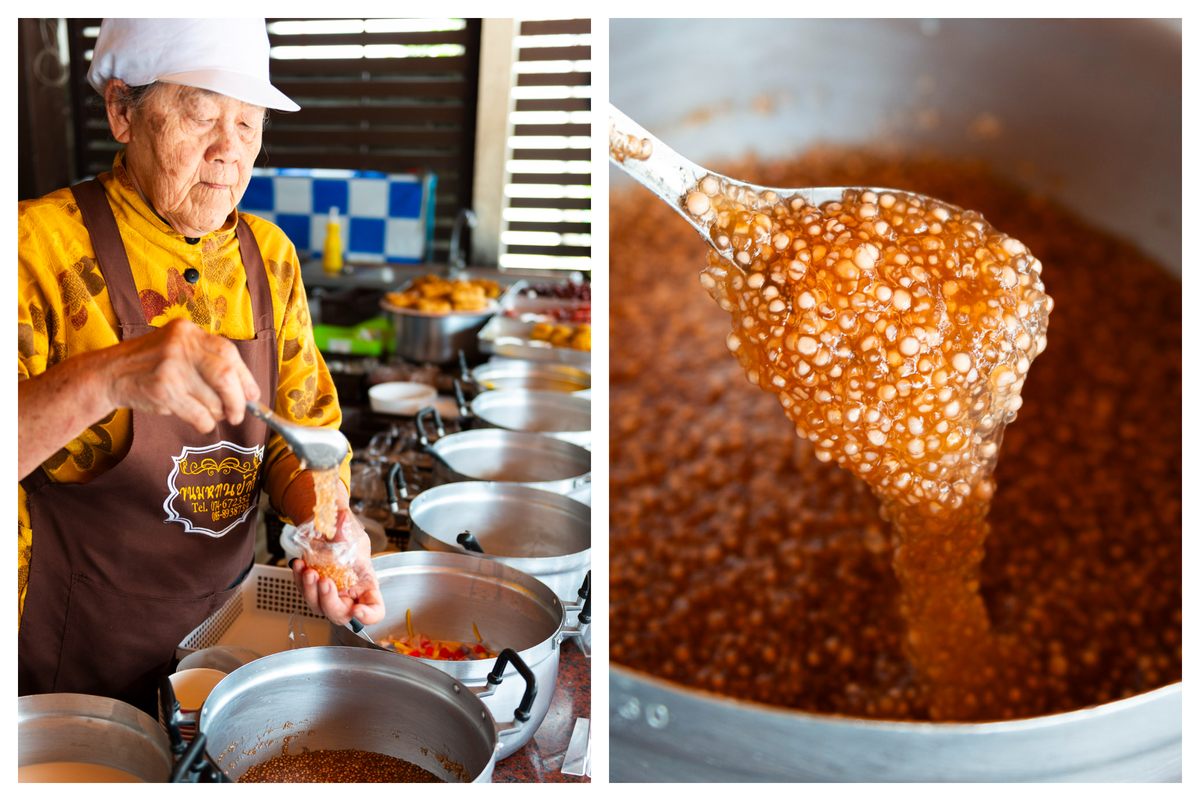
[18,179,279,715]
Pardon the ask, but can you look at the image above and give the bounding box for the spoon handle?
[608,104,713,243]
[246,400,281,432]
[246,400,300,453]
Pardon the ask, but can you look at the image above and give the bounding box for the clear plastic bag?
[281,519,361,593]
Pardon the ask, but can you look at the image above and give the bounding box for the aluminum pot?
[383,301,496,365]
[611,18,1181,781]
[463,355,592,394]
[196,647,526,782]
[416,406,591,496]
[330,551,588,760]
[611,672,1181,781]
[408,481,591,603]
[18,693,174,782]
[455,383,591,448]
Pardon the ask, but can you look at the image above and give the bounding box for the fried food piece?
[474,279,502,299]
[549,324,573,347]
[530,321,590,350]
[390,274,500,313]
[416,298,453,313]
[417,280,450,299]
[384,290,420,309]
[453,297,489,312]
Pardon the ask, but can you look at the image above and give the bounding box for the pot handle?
[386,462,409,515]
[158,675,186,758]
[577,571,591,625]
[467,648,538,740]
[490,648,538,724]
[170,732,229,783]
[415,406,446,447]
[457,529,485,553]
[453,379,474,422]
[458,349,472,384]
[562,570,593,637]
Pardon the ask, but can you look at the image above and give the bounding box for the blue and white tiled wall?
[240,168,437,264]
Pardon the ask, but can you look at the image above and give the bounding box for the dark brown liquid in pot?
[609,149,1181,722]
[238,749,444,782]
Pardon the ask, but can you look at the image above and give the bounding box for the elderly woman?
[17,18,382,713]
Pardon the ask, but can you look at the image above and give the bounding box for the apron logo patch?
[163,442,264,537]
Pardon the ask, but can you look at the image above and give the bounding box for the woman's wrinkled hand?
[290,507,385,627]
[102,317,260,432]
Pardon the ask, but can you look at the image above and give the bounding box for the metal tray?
[477,315,591,369]
[499,279,590,316]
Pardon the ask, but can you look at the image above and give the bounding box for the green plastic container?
[313,316,392,357]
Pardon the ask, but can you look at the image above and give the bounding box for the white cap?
[87,18,299,112]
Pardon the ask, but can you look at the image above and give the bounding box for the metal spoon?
[246,400,349,471]
[609,104,909,272]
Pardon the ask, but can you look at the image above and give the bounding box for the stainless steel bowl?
[460,389,592,448]
[330,551,586,760]
[468,359,592,394]
[384,302,497,365]
[417,407,591,495]
[18,693,174,782]
[408,482,591,602]
[611,17,1181,782]
[199,647,517,782]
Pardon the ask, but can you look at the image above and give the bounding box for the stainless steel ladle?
[608,103,919,271]
[246,401,349,471]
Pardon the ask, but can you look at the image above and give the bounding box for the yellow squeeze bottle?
[323,206,344,275]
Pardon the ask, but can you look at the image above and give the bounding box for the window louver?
[500,18,591,273]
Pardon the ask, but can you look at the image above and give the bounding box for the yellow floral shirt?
[18,153,350,619]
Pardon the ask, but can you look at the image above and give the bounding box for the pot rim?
[382,298,498,320]
[471,360,592,385]
[469,389,591,436]
[364,551,568,667]
[409,481,592,561]
[201,646,501,782]
[612,664,1182,733]
[18,692,175,779]
[429,428,592,484]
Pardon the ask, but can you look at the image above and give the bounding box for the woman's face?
[109,82,265,237]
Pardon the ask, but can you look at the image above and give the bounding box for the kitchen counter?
[300,260,583,292]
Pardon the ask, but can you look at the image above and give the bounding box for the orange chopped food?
[380,610,498,661]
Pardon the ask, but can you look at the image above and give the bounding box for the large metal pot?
[463,356,592,394]
[18,693,174,782]
[612,675,1181,782]
[330,551,587,760]
[455,383,591,448]
[611,18,1181,781]
[383,301,496,365]
[416,407,591,495]
[196,647,525,782]
[408,481,591,603]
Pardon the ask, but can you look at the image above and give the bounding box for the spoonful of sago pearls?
[609,104,1054,720]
